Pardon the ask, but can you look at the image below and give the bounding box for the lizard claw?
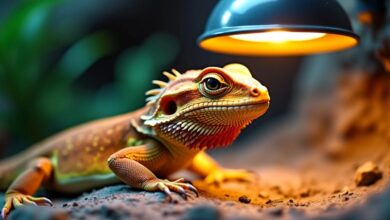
[1,191,53,219]
[26,196,52,206]
[176,182,199,197]
[173,178,186,183]
[2,208,7,220]
[143,178,199,202]
[188,184,199,197]
[157,182,174,202]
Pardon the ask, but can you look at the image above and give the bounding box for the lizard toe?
[156,182,174,202]
[21,198,37,206]
[26,196,52,206]
[143,178,199,202]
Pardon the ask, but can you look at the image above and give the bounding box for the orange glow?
[230,31,326,43]
[200,32,358,56]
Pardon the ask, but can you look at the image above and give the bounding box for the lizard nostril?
[250,87,260,97]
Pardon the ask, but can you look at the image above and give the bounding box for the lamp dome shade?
[198,0,359,56]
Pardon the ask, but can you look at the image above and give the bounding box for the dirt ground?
[2,114,389,220]
[200,117,390,219]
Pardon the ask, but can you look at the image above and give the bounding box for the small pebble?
[333,189,341,194]
[300,188,310,198]
[238,195,251,204]
[355,161,383,186]
[341,187,350,196]
[258,191,269,199]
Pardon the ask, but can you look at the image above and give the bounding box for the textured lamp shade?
[198,0,359,56]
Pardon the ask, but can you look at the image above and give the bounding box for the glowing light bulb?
[230,31,326,43]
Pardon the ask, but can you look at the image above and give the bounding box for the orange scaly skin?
[0,64,270,219]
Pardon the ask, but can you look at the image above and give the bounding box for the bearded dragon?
[0,63,270,218]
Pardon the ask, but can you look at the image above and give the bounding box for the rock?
[9,206,68,220]
[266,206,284,217]
[181,205,221,220]
[258,191,269,199]
[355,162,383,186]
[238,195,251,204]
[300,188,311,198]
[341,186,350,195]
[334,187,390,220]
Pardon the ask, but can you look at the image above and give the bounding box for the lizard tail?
[0,153,31,190]
[0,145,49,190]
[0,157,22,190]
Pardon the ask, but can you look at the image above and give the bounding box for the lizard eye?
[200,73,230,97]
[205,78,221,90]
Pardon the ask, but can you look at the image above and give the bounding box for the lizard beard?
[156,120,248,149]
[153,102,268,149]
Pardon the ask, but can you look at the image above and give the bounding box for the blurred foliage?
[0,0,179,155]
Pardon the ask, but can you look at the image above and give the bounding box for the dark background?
[0,0,303,157]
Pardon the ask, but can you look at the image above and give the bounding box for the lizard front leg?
[188,151,254,185]
[108,139,198,201]
[1,157,53,219]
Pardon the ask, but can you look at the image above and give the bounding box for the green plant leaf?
[55,32,113,82]
[115,32,179,108]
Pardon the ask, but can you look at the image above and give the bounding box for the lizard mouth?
[202,100,270,110]
[182,99,270,115]
[185,100,270,119]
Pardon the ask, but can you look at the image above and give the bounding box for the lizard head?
[141,63,270,149]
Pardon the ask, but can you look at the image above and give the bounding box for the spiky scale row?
[152,80,168,88]
[171,69,181,77]
[146,96,157,103]
[163,71,176,81]
[144,69,182,105]
[146,89,161,96]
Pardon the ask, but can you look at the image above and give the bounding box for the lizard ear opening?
[162,99,177,115]
[141,95,178,125]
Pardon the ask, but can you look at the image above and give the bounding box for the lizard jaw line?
[183,100,270,112]
[144,100,269,127]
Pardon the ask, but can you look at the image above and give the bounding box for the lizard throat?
[154,102,268,149]
[156,121,245,149]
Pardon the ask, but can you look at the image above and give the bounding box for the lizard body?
[0,63,270,218]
